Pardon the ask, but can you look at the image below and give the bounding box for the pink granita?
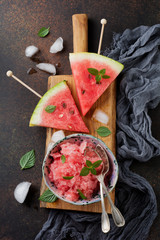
[48,140,102,201]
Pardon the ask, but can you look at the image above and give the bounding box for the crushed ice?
[51,130,65,143]
[36,63,56,75]
[25,45,39,58]
[14,182,31,203]
[50,37,63,53]
[47,130,65,153]
[92,108,109,124]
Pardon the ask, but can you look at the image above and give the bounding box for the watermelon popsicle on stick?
[69,19,124,116]
[29,80,89,132]
[69,53,124,116]
[6,73,89,133]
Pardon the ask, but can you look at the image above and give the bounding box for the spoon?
[100,182,110,233]
[84,146,110,233]
[95,144,125,227]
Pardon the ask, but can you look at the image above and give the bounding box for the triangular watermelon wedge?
[29,81,89,133]
[69,52,124,116]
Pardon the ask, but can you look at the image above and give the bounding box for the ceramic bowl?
[42,134,118,205]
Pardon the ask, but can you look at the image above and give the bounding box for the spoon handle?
[100,183,110,233]
[102,182,125,227]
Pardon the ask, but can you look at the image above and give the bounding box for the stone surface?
[0,0,160,239]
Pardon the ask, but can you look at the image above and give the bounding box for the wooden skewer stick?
[97,19,107,54]
[6,70,42,99]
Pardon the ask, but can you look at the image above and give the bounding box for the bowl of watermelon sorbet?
[42,134,118,205]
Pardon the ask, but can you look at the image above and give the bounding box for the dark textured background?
[0,1,160,239]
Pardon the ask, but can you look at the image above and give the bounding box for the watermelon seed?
[68,125,72,129]
[62,102,67,108]
[69,109,75,115]
[59,114,64,118]
[82,90,85,94]
[88,74,93,80]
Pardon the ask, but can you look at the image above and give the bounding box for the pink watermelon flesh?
[29,81,89,133]
[48,140,102,201]
[69,53,124,116]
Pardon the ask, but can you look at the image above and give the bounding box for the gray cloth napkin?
[35,24,160,240]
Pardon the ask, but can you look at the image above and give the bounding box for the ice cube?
[25,45,39,58]
[36,63,56,75]
[14,182,31,204]
[50,37,63,53]
[51,130,65,143]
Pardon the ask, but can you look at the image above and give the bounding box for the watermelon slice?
[29,81,89,133]
[69,52,124,116]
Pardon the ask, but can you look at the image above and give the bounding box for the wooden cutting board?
[40,14,116,213]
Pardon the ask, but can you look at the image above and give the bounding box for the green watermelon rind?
[69,52,124,73]
[29,81,67,126]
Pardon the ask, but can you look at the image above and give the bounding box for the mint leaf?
[90,168,97,175]
[77,189,87,199]
[63,176,74,180]
[38,27,50,37]
[96,126,111,137]
[86,160,93,167]
[39,189,57,202]
[95,74,101,83]
[92,160,102,168]
[99,69,106,75]
[88,68,98,76]
[80,167,90,176]
[61,155,66,163]
[45,105,56,113]
[102,75,110,79]
[20,149,35,170]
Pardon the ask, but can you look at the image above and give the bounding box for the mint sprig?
[39,189,57,202]
[96,126,111,137]
[45,105,56,113]
[88,68,110,83]
[63,176,74,180]
[20,149,35,170]
[87,68,98,76]
[77,189,87,199]
[38,27,50,37]
[80,167,90,176]
[61,155,66,163]
[92,160,103,168]
[99,69,106,75]
[80,160,102,176]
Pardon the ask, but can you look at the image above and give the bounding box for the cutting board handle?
[72,14,88,53]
